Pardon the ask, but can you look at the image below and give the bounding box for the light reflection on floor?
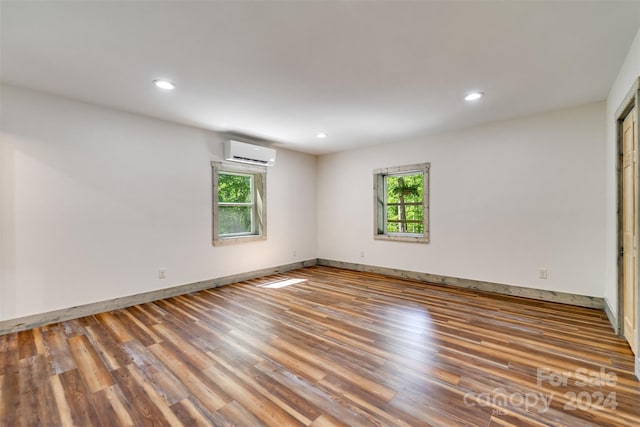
[257,278,308,289]
[380,304,436,368]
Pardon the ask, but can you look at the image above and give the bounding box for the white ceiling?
[2,1,639,154]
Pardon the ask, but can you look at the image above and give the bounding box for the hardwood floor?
[1,265,638,426]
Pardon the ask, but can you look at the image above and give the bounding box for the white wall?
[318,102,606,297]
[605,27,640,318]
[0,84,317,320]
[0,76,623,321]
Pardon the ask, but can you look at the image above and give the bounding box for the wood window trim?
[373,163,430,243]
[212,161,267,246]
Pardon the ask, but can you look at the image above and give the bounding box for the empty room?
[1,1,640,426]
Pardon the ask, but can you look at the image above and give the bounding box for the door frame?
[616,76,640,358]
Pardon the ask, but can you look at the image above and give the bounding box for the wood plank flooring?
[1,265,639,426]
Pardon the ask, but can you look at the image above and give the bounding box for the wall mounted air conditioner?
[224,140,276,167]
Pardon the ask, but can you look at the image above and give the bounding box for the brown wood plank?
[120,339,189,406]
[41,324,77,374]
[0,333,19,375]
[170,398,216,427]
[58,368,100,427]
[68,334,114,393]
[203,361,304,427]
[17,330,38,360]
[112,309,162,347]
[111,366,174,427]
[49,374,75,427]
[95,312,134,343]
[0,367,19,426]
[90,384,136,427]
[84,323,131,371]
[171,397,237,427]
[148,342,231,414]
[207,347,320,424]
[217,400,267,427]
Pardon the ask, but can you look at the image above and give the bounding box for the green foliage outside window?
[385,173,424,234]
[218,174,252,203]
[218,173,253,235]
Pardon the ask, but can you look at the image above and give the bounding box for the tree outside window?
[218,172,254,235]
[374,163,430,243]
[385,173,424,234]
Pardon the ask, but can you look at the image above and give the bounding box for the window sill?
[212,234,266,246]
[374,234,430,244]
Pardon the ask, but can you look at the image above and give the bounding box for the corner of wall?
[603,297,618,334]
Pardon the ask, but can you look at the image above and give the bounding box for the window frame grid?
[217,171,256,237]
[383,171,425,236]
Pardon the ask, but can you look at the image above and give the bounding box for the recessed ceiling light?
[465,91,484,101]
[316,132,328,139]
[153,79,175,90]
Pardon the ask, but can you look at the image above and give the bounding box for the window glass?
[212,162,267,246]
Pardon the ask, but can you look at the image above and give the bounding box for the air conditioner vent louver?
[231,156,268,164]
[224,140,276,167]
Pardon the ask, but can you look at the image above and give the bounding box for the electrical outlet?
[539,268,548,279]
[159,268,166,279]
[293,250,297,257]
[360,251,365,258]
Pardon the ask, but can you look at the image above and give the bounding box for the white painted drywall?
[605,27,640,319]
[0,84,317,320]
[0,78,622,321]
[318,102,606,297]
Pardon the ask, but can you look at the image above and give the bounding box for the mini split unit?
[224,140,276,167]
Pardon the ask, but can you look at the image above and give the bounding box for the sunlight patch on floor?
[257,278,307,289]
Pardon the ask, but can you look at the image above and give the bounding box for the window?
[212,161,266,245]
[374,163,430,243]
